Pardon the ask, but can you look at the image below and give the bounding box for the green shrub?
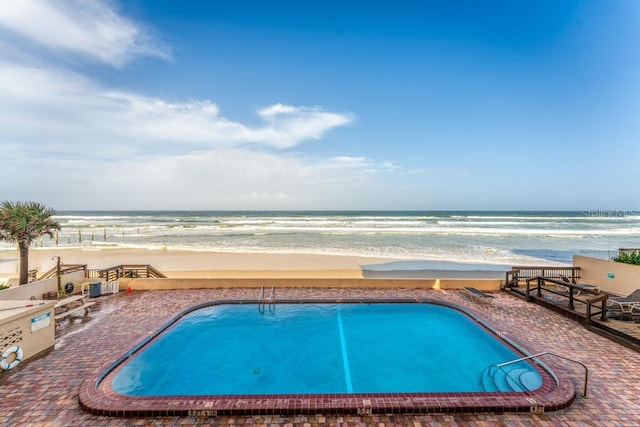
[613,251,640,265]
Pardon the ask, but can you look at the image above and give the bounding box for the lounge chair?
[463,287,495,304]
[552,277,573,295]
[560,276,600,294]
[607,289,640,319]
[538,277,574,303]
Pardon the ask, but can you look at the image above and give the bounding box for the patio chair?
[554,277,574,295]
[560,276,600,294]
[607,289,640,320]
[631,303,640,322]
[463,287,495,304]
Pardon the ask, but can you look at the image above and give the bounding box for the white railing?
[496,351,589,398]
[258,285,275,314]
[101,281,120,295]
[578,250,618,261]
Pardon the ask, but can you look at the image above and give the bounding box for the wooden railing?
[505,266,580,288]
[88,265,167,281]
[585,294,609,323]
[38,264,88,280]
[525,276,608,323]
[28,269,38,283]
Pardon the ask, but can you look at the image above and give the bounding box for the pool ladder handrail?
[495,351,589,398]
[258,285,276,314]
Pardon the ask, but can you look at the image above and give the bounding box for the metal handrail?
[258,286,276,314]
[258,286,265,314]
[496,351,588,397]
[266,286,276,313]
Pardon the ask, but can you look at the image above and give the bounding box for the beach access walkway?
[1,287,639,426]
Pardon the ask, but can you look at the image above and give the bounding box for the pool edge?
[79,298,577,416]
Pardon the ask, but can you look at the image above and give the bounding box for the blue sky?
[0,0,638,210]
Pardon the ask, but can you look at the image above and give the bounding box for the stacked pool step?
[481,364,543,392]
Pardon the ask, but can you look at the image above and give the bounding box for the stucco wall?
[0,301,56,366]
[0,271,86,301]
[129,277,502,291]
[573,255,640,296]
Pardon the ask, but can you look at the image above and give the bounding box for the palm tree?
[0,201,61,285]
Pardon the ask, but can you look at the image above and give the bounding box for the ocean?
[10,210,639,270]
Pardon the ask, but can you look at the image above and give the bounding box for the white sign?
[31,312,51,332]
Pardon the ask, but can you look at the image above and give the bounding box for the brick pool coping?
[79,298,575,417]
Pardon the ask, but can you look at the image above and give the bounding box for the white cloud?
[0,0,171,66]
[259,104,299,117]
[0,144,393,209]
[0,63,386,209]
[0,63,355,155]
[0,0,399,210]
[255,104,355,148]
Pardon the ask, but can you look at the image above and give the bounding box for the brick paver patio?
[1,287,639,426]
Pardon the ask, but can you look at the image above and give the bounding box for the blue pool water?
[112,303,542,396]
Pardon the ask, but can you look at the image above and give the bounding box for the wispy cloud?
[0,64,355,155]
[257,104,355,148]
[0,0,171,66]
[0,143,391,209]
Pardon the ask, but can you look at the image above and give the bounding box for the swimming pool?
[81,299,575,416]
[113,303,540,395]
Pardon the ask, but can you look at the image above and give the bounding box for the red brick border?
[79,300,576,417]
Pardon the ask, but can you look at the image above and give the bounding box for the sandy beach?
[0,247,394,279]
[0,247,509,280]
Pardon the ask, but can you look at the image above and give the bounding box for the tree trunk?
[18,242,29,285]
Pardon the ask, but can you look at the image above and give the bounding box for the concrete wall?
[129,277,503,291]
[0,301,56,367]
[1,274,502,300]
[0,271,86,301]
[573,255,640,296]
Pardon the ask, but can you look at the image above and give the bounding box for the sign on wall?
[31,312,51,332]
